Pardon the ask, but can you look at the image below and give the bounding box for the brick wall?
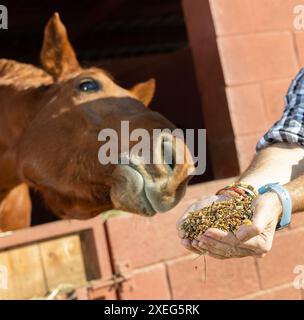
[105,180,304,300]
[183,0,303,172]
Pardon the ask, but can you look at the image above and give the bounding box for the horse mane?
[0,59,53,89]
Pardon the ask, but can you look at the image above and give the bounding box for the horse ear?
[40,12,80,81]
[130,79,156,107]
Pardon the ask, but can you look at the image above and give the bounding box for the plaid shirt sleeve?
[256,68,304,152]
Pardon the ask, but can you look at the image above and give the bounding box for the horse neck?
[0,59,53,193]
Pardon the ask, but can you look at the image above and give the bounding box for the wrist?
[217,181,257,198]
[258,183,292,229]
[236,177,261,191]
[264,192,283,222]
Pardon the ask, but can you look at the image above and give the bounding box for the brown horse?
[0,13,194,232]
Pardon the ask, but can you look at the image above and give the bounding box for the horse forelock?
[0,59,116,90]
[0,59,53,89]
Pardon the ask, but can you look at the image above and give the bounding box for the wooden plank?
[0,216,114,297]
[39,234,87,290]
[0,217,104,250]
[0,245,47,299]
[79,231,100,281]
[0,251,9,299]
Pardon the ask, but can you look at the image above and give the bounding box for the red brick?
[289,212,304,229]
[252,285,302,300]
[217,33,298,86]
[209,0,254,35]
[75,287,89,300]
[261,79,292,127]
[257,229,304,289]
[253,0,300,32]
[294,31,304,67]
[106,180,233,269]
[210,0,300,35]
[120,264,171,300]
[106,211,188,270]
[235,132,264,171]
[87,284,118,300]
[182,178,234,196]
[167,255,259,299]
[226,84,268,136]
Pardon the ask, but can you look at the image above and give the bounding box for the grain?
[182,196,254,240]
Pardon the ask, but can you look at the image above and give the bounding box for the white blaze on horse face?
[0,5,8,30]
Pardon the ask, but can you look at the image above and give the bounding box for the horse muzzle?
[110,134,194,216]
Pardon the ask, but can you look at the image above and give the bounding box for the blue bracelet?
[258,183,292,230]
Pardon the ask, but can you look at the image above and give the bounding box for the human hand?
[195,192,282,259]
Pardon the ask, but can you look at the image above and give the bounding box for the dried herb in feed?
[182,196,254,241]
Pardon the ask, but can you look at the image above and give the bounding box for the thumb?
[236,197,269,242]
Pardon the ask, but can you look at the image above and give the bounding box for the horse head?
[15,13,194,220]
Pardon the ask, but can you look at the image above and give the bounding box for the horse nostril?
[162,137,176,171]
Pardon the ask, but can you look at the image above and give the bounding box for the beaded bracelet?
[216,181,258,198]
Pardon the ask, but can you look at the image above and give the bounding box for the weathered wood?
[79,230,101,281]
[0,245,47,299]
[0,217,114,299]
[39,234,87,290]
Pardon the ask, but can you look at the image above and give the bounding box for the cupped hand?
[194,192,282,259]
[177,193,231,255]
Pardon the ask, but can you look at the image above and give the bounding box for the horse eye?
[78,79,101,92]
